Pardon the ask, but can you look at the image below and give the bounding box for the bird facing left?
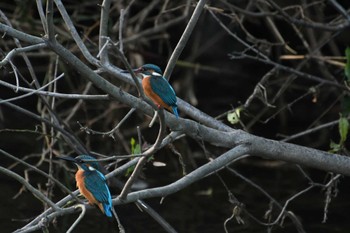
[58,155,113,217]
[122,63,179,118]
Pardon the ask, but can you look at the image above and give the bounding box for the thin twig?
[229,53,348,91]
[106,37,144,98]
[46,0,55,40]
[0,149,81,203]
[268,186,314,226]
[135,200,178,233]
[208,8,269,60]
[8,61,19,92]
[0,43,47,67]
[0,73,64,104]
[66,204,86,233]
[79,108,136,138]
[328,0,350,22]
[35,0,48,35]
[122,1,191,44]
[119,109,166,199]
[0,78,108,100]
[0,166,60,211]
[99,0,112,64]
[119,9,125,52]
[266,0,350,31]
[53,0,100,66]
[164,0,208,80]
[149,110,158,127]
[112,207,125,233]
[1,99,88,154]
[227,167,305,232]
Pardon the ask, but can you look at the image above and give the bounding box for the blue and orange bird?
[58,155,113,217]
[124,64,179,118]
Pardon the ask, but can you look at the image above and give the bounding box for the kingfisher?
[123,64,179,118]
[58,155,113,217]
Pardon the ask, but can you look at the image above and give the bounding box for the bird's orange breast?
[75,170,105,213]
[76,170,97,205]
[142,76,171,111]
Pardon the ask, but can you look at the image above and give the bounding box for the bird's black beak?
[57,156,78,163]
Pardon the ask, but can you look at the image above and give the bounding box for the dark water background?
[2,0,350,232]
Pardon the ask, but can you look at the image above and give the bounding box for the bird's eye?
[76,158,83,163]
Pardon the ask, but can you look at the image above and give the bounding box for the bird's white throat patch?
[88,165,96,171]
[152,71,162,76]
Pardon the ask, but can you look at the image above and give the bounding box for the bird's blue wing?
[150,76,177,107]
[84,170,112,208]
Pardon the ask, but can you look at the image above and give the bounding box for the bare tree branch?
[0,166,60,211]
[164,0,208,80]
[2,1,350,232]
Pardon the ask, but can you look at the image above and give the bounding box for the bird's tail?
[172,106,179,118]
[102,203,113,217]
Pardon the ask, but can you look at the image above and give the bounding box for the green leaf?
[227,107,242,125]
[345,47,350,81]
[130,137,141,154]
[130,137,136,152]
[133,144,141,155]
[339,115,349,145]
[126,137,141,176]
[329,141,341,153]
[125,165,136,177]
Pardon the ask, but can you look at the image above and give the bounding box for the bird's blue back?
[77,155,112,217]
[150,76,177,108]
[84,169,112,217]
[141,64,179,117]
